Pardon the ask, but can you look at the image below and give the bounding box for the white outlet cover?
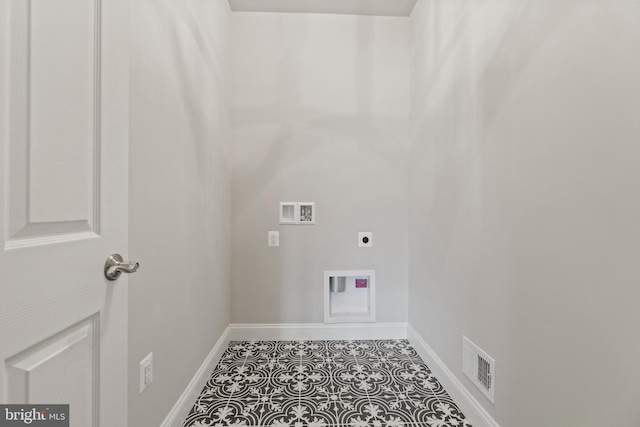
[268,231,279,247]
[359,232,373,247]
[139,352,153,395]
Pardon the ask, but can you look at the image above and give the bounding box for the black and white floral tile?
[182,340,472,427]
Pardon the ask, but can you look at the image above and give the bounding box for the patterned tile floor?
[182,340,471,427]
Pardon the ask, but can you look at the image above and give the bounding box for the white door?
[0,0,129,425]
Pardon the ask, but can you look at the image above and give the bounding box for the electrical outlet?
[139,352,153,394]
[268,231,279,247]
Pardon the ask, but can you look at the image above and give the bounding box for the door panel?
[6,0,99,246]
[6,316,98,426]
[0,0,129,425]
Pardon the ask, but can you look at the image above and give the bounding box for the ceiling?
[227,0,418,17]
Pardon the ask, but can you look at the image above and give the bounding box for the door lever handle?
[104,254,139,281]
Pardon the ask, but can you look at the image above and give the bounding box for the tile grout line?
[223,351,250,409]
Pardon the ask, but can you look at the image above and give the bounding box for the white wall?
[230,12,410,323]
[128,0,232,425]
[409,1,640,426]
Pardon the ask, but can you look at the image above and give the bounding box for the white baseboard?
[229,322,408,341]
[160,325,231,427]
[407,325,500,427]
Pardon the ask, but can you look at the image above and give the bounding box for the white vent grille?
[477,354,492,391]
[462,336,495,403]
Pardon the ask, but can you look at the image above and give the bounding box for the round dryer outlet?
[358,232,373,247]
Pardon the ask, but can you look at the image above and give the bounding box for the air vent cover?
[462,336,495,403]
[477,354,492,391]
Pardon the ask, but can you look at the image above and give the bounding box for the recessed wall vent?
[462,336,495,404]
[477,354,492,391]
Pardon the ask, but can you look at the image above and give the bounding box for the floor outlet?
[139,352,153,394]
